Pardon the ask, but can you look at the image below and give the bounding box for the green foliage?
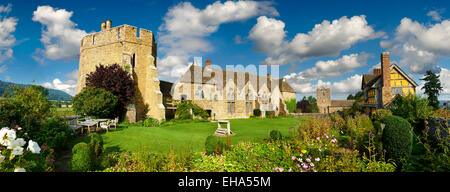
[0,85,52,139]
[253,109,261,117]
[205,136,225,155]
[285,98,296,113]
[388,94,432,130]
[0,80,71,101]
[39,117,75,150]
[270,130,282,141]
[381,115,413,165]
[307,96,320,113]
[347,91,363,101]
[70,142,94,172]
[175,101,209,120]
[371,109,392,122]
[72,87,118,118]
[421,70,443,110]
[143,117,160,127]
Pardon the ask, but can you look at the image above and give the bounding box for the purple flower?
[296,164,300,168]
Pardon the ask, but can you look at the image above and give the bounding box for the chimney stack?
[106,20,112,30]
[205,59,211,67]
[373,68,381,76]
[101,22,106,32]
[381,52,390,87]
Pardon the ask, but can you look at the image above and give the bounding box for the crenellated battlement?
[80,21,154,50]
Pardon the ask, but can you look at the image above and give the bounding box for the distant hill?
[0,80,72,101]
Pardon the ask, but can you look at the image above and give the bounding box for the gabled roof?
[391,63,419,87]
[361,63,418,89]
[178,64,296,93]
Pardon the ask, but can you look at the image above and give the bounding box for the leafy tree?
[85,64,135,117]
[72,87,118,118]
[297,97,310,113]
[284,98,296,113]
[421,70,443,110]
[347,91,363,101]
[307,96,319,113]
[0,85,52,133]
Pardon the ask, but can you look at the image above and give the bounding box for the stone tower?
[317,88,331,114]
[77,20,165,122]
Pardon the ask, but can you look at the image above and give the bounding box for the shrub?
[371,109,392,122]
[85,64,135,118]
[175,102,193,120]
[39,117,74,150]
[0,85,52,139]
[253,109,261,117]
[388,94,432,132]
[205,136,225,155]
[71,142,94,172]
[89,133,103,158]
[270,130,282,141]
[205,136,218,155]
[296,99,310,113]
[285,99,296,113]
[72,87,118,118]
[381,115,413,165]
[143,117,160,127]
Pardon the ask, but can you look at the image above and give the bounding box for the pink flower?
[279,168,284,172]
[302,163,309,169]
[306,158,311,163]
[331,139,337,143]
[50,149,54,152]
[296,164,300,168]
[315,157,320,162]
[292,156,296,161]
[42,145,48,150]
[324,133,329,138]
[288,169,292,172]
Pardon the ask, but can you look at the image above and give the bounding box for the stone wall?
[77,22,165,121]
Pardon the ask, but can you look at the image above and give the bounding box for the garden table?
[79,120,99,134]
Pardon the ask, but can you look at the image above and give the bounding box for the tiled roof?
[330,100,355,107]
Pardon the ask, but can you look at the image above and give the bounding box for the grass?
[90,116,308,155]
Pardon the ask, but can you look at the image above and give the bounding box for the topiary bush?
[270,130,282,141]
[71,142,94,172]
[381,115,413,165]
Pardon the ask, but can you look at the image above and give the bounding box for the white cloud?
[42,78,77,96]
[249,15,384,66]
[427,10,443,21]
[0,64,7,73]
[283,53,368,95]
[382,17,450,74]
[32,6,87,61]
[157,1,278,82]
[0,3,17,63]
[285,74,362,98]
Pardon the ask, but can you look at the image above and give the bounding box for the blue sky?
[0,0,449,100]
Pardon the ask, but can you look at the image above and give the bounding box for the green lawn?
[97,116,307,154]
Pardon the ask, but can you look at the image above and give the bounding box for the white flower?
[7,138,26,149]
[14,167,26,172]
[12,146,23,156]
[17,127,22,131]
[310,163,315,167]
[315,157,321,162]
[27,140,41,154]
[0,154,5,164]
[0,129,16,147]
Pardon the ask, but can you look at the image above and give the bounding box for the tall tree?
[85,64,135,117]
[421,70,443,110]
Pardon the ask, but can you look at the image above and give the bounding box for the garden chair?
[100,121,110,132]
[109,117,118,130]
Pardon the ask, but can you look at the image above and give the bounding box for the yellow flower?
[301,149,307,154]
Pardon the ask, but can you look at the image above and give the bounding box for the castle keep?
[77,20,165,121]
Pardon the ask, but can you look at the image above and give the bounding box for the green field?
[95,116,307,154]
